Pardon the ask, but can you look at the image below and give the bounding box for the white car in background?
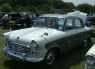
[85,40,95,69]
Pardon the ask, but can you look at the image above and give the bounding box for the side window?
[46,18,55,28]
[57,18,65,30]
[65,18,74,30]
[74,18,82,28]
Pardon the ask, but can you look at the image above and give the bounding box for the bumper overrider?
[4,48,44,62]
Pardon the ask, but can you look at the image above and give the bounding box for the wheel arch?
[46,45,61,56]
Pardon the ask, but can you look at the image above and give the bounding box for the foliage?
[0,3,12,12]
[0,0,95,15]
[77,3,93,14]
[0,0,75,14]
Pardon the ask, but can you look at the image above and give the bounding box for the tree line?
[0,0,95,15]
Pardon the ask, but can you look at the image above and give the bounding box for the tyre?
[44,50,55,66]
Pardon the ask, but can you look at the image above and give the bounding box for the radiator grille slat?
[7,42,31,54]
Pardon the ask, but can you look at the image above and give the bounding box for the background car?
[19,12,37,28]
[85,42,95,69]
[90,13,95,25]
[3,11,37,30]
[0,12,5,28]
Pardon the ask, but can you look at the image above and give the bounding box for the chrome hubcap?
[46,51,54,65]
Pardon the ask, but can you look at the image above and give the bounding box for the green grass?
[0,29,9,69]
[0,28,92,69]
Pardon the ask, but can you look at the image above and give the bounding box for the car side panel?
[46,29,83,53]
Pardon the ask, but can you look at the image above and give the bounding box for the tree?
[0,3,12,12]
[77,3,93,14]
[53,0,65,9]
[63,2,75,13]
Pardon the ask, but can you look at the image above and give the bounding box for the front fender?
[86,44,95,58]
[46,44,60,50]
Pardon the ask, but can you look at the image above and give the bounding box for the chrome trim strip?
[8,42,29,47]
[4,48,44,62]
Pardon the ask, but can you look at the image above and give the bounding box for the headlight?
[86,56,95,66]
[30,40,39,54]
[30,40,39,48]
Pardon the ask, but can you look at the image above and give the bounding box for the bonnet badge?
[17,37,20,40]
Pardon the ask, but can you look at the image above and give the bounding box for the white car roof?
[67,11,87,23]
[39,14,84,20]
[39,14,67,18]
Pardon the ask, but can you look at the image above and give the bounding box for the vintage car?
[85,41,95,69]
[3,14,92,65]
[3,12,37,29]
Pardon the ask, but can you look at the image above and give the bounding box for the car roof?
[39,14,82,19]
[39,14,67,18]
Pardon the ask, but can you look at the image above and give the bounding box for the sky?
[63,0,95,6]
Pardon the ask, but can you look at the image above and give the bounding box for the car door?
[74,18,85,45]
[61,18,79,52]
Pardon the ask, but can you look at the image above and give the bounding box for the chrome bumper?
[4,48,44,62]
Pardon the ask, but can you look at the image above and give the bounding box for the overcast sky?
[63,0,95,6]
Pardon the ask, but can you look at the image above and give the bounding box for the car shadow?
[4,60,49,69]
[3,45,92,69]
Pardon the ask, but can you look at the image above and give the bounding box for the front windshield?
[33,17,65,30]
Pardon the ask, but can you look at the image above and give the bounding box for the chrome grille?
[7,42,31,53]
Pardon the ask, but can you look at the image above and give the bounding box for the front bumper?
[4,48,44,62]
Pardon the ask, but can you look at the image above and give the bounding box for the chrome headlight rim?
[86,55,95,66]
[30,40,39,49]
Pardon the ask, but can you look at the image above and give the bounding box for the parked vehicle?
[2,12,21,29]
[19,12,37,28]
[91,13,95,25]
[0,12,5,28]
[85,42,95,69]
[86,16,93,23]
[0,18,4,28]
[85,16,92,27]
[3,12,37,29]
[3,14,92,65]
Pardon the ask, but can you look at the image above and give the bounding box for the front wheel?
[44,50,55,66]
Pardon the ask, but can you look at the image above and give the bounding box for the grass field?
[0,29,92,69]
